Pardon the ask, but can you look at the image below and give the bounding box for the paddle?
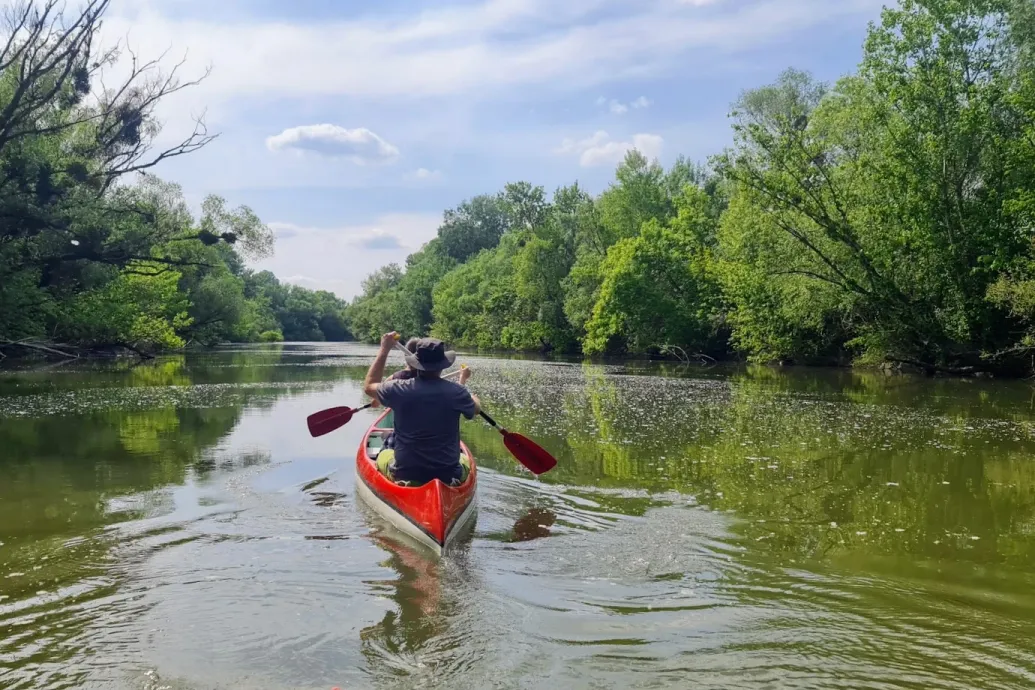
[307,403,372,438]
[305,365,464,438]
[476,409,557,475]
[393,345,557,475]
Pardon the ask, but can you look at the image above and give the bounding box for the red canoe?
[354,409,477,555]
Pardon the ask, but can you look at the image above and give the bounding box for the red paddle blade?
[502,431,557,475]
[307,406,356,437]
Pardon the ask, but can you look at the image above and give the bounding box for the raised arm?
[456,366,482,417]
[363,332,397,400]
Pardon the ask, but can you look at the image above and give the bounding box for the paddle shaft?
[478,409,505,432]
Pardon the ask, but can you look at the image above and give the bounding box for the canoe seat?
[374,448,471,487]
[366,432,386,460]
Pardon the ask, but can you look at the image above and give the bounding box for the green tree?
[431,234,522,348]
[715,0,1035,371]
[328,0,1035,375]
[58,268,192,351]
[0,0,287,355]
[584,188,724,355]
[384,240,458,338]
[563,152,690,342]
[437,194,512,262]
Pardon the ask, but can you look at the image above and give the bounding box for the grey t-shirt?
[376,376,476,482]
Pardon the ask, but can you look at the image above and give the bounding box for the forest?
[2,0,1033,375]
[347,0,1035,376]
[0,0,350,359]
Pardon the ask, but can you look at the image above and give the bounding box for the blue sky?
[103,0,889,299]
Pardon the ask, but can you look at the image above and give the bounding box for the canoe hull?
[355,410,477,556]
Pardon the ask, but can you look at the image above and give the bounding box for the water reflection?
[3,345,1035,688]
[511,507,556,542]
[451,360,1035,571]
[359,531,481,685]
[0,345,368,689]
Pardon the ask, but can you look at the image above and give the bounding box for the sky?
[99,0,890,300]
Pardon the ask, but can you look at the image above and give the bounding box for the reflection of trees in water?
[0,346,374,684]
[458,362,1035,566]
[0,350,320,607]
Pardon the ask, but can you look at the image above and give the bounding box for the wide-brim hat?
[403,337,456,371]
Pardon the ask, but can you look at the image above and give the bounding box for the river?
[1,343,1034,689]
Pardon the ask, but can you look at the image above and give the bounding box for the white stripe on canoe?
[354,468,478,556]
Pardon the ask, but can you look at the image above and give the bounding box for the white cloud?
[257,213,442,298]
[266,125,400,164]
[281,275,354,292]
[268,221,407,250]
[99,0,884,108]
[602,96,651,115]
[411,167,444,180]
[556,130,664,167]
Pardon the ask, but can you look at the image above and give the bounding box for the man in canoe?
[363,331,479,487]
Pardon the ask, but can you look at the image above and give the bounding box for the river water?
[1,344,1034,689]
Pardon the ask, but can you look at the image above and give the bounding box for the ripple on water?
[5,349,1035,689]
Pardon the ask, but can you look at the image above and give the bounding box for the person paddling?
[363,332,479,487]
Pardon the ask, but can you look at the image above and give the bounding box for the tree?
[502,181,548,232]
[563,152,687,340]
[0,0,221,283]
[334,0,1035,375]
[58,268,192,352]
[393,241,457,336]
[437,194,512,262]
[597,150,677,244]
[0,0,276,354]
[714,0,1035,371]
[431,234,521,348]
[360,263,403,297]
[584,188,724,355]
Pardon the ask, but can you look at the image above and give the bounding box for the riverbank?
[2,334,1018,382]
[350,338,1020,380]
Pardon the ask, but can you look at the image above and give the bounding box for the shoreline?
[0,339,1012,381]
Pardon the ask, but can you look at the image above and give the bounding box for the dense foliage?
[0,0,349,356]
[348,0,1035,374]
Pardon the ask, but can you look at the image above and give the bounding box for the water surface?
[2,344,1035,689]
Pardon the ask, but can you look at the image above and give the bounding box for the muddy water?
[2,344,1035,689]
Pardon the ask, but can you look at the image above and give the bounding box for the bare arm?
[457,366,481,416]
[363,332,397,400]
